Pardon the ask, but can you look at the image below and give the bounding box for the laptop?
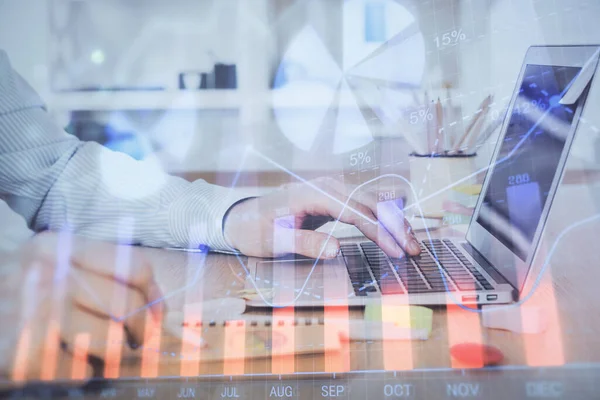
[244,45,600,307]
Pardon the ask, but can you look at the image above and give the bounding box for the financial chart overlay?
[273,0,425,154]
[4,0,600,400]
[8,90,600,399]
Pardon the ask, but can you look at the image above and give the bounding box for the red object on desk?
[450,343,504,366]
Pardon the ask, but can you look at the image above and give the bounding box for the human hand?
[1,232,165,386]
[223,178,421,259]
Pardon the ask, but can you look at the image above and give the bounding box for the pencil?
[453,95,492,152]
[445,85,455,148]
[424,91,434,154]
[435,98,443,153]
[466,98,494,150]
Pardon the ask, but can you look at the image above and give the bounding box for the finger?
[275,228,341,259]
[60,304,140,362]
[70,242,153,289]
[308,191,408,258]
[316,179,420,257]
[69,243,164,321]
[376,201,421,256]
[51,341,94,383]
[67,268,151,347]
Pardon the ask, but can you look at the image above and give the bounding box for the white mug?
[408,153,477,217]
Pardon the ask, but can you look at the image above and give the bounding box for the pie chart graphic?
[273,0,426,154]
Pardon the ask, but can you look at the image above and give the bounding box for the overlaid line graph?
[32,110,596,383]
[231,151,600,312]
[229,58,597,309]
[25,205,590,372]
[57,51,600,323]
[6,0,600,395]
[13,47,596,383]
[66,159,600,321]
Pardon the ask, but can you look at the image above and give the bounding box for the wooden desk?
[90,180,598,380]
[4,176,598,391]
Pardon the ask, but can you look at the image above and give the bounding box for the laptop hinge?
[460,242,510,286]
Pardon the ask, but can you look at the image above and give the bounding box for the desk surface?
[100,181,598,379]
[6,177,600,388]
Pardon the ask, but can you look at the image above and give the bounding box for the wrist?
[168,182,257,251]
[222,197,255,251]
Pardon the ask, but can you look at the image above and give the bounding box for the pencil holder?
[408,153,477,217]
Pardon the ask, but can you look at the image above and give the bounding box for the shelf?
[47,88,378,112]
[48,90,243,112]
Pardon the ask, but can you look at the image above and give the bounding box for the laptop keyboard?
[340,239,494,297]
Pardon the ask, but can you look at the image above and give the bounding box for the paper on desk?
[482,305,547,334]
[364,304,433,339]
[452,184,482,196]
[340,320,430,341]
[238,288,274,301]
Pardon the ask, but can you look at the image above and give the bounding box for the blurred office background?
[0,0,599,189]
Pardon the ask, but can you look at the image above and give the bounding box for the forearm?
[36,140,254,249]
[0,49,254,250]
[2,123,253,249]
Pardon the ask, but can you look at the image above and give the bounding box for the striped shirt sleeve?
[0,49,253,250]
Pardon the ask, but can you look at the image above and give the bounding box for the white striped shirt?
[0,50,251,250]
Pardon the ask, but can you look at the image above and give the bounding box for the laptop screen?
[476,64,582,262]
